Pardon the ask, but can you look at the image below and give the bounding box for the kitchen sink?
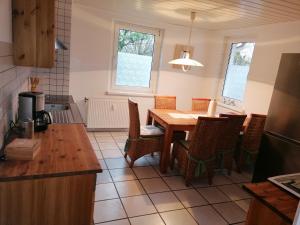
[45,103,69,111]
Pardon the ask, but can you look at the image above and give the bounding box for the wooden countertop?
[0,124,102,182]
[244,181,299,223]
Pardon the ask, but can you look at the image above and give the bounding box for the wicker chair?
[236,114,267,172]
[125,99,164,167]
[192,98,211,111]
[171,117,228,186]
[154,95,186,141]
[217,114,247,175]
[154,96,176,109]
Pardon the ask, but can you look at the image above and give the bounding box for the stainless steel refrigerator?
[253,53,300,182]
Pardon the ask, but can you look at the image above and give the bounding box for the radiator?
[87,98,129,129]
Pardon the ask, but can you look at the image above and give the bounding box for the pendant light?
[168,12,203,72]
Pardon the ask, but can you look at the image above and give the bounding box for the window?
[222,42,255,101]
[110,22,162,95]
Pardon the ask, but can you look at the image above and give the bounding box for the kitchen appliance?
[18,92,52,132]
[253,53,300,182]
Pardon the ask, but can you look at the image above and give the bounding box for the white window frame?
[109,21,162,95]
[220,37,255,108]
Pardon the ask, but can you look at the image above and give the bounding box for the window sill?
[105,90,155,98]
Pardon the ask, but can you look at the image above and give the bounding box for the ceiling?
[74,0,300,30]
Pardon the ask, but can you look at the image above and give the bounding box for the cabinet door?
[36,0,55,67]
[12,0,37,66]
[12,0,55,68]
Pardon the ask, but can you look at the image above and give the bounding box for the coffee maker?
[18,92,52,132]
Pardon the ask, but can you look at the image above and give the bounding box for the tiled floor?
[88,131,252,225]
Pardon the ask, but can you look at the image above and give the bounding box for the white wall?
[213,21,300,114]
[69,4,218,123]
[0,0,12,42]
[70,2,300,123]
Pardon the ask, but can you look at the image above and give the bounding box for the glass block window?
[222,42,255,101]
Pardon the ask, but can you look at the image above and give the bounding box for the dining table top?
[147,108,249,131]
[148,109,210,126]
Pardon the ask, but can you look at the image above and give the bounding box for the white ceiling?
[74,0,300,30]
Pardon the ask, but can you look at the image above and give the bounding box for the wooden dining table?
[146,109,249,173]
[146,109,207,173]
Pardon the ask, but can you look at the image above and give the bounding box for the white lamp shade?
[168,51,204,67]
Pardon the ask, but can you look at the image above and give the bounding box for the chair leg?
[129,160,134,168]
[170,152,176,170]
[236,151,244,173]
[207,166,214,185]
[185,178,191,187]
[151,152,154,157]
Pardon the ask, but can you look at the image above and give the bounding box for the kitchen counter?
[0,124,101,225]
[243,182,299,225]
[0,124,101,181]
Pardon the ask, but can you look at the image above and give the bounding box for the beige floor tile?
[174,189,208,208]
[99,142,119,150]
[93,199,126,223]
[102,150,124,159]
[91,142,100,150]
[226,171,250,183]
[188,205,227,225]
[88,136,96,142]
[145,155,160,166]
[121,195,156,217]
[109,168,137,182]
[132,157,151,167]
[235,199,252,212]
[117,142,126,150]
[160,209,198,225]
[95,183,119,201]
[99,159,107,169]
[111,131,128,137]
[218,184,251,201]
[94,150,103,160]
[197,187,230,204]
[149,192,184,212]
[133,166,159,179]
[163,176,188,190]
[140,178,170,194]
[213,202,246,224]
[191,174,232,188]
[96,136,115,143]
[213,174,233,185]
[105,158,129,169]
[129,214,164,225]
[115,180,145,197]
[113,135,128,142]
[154,166,181,177]
[99,219,130,225]
[97,170,113,184]
[94,132,112,137]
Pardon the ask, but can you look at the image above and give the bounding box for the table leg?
[146,110,152,125]
[160,126,173,173]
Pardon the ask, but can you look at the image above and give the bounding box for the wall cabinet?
[12,0,55,68]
